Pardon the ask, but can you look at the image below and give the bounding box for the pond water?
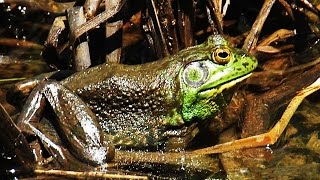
[0,1,320,179]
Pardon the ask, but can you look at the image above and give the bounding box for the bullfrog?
[14,35,257,166]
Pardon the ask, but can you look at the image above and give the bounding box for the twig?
[258,29,295,46]
[0,38,43,49]
[278,0,294,20]
[192,76,320,155]
[71,0,125,45]
[45,16,66,48]
[208,0,223,34]
[67,6,91,71]
[243,0,276,52]
[105,0,123,63]
[222,0,230,17]
[108,150,219,172]
[0,77,26,83]
[299,0,320,16]
[265,56,320,75]
[145,0,170,58]
[34,169,148,179]
[84,0,103,19]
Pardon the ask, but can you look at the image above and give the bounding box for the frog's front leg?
[16,80,114,166]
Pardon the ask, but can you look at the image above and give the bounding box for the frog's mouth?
[198,73,252,97]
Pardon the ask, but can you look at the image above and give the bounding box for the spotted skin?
[61,35,257,150]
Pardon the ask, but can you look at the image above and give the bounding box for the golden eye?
[213,48,231,65]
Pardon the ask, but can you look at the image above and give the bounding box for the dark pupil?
[218,51,228,58]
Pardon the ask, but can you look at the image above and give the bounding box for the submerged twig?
[34,169,148,179]
[0,38,43,49]
[109,150,219,172]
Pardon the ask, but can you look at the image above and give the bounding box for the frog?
[13,34,257,166]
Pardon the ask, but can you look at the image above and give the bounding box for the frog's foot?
[16,80,114,166]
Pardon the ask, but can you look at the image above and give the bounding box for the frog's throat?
[198,73,252,97]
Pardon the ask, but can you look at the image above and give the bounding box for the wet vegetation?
[0,0,320,179]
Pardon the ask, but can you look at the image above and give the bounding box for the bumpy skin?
[63,56,183,149]
[61,35,258,150]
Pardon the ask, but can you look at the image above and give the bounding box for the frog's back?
[61,58,184,149]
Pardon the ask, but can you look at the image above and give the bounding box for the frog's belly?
[97,111,167,149]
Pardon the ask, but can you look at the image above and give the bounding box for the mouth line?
[199,73,252,96]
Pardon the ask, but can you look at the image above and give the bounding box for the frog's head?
[179,35,257,122]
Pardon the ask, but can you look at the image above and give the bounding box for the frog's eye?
[213,48,231,64]
[183,61,209,87]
